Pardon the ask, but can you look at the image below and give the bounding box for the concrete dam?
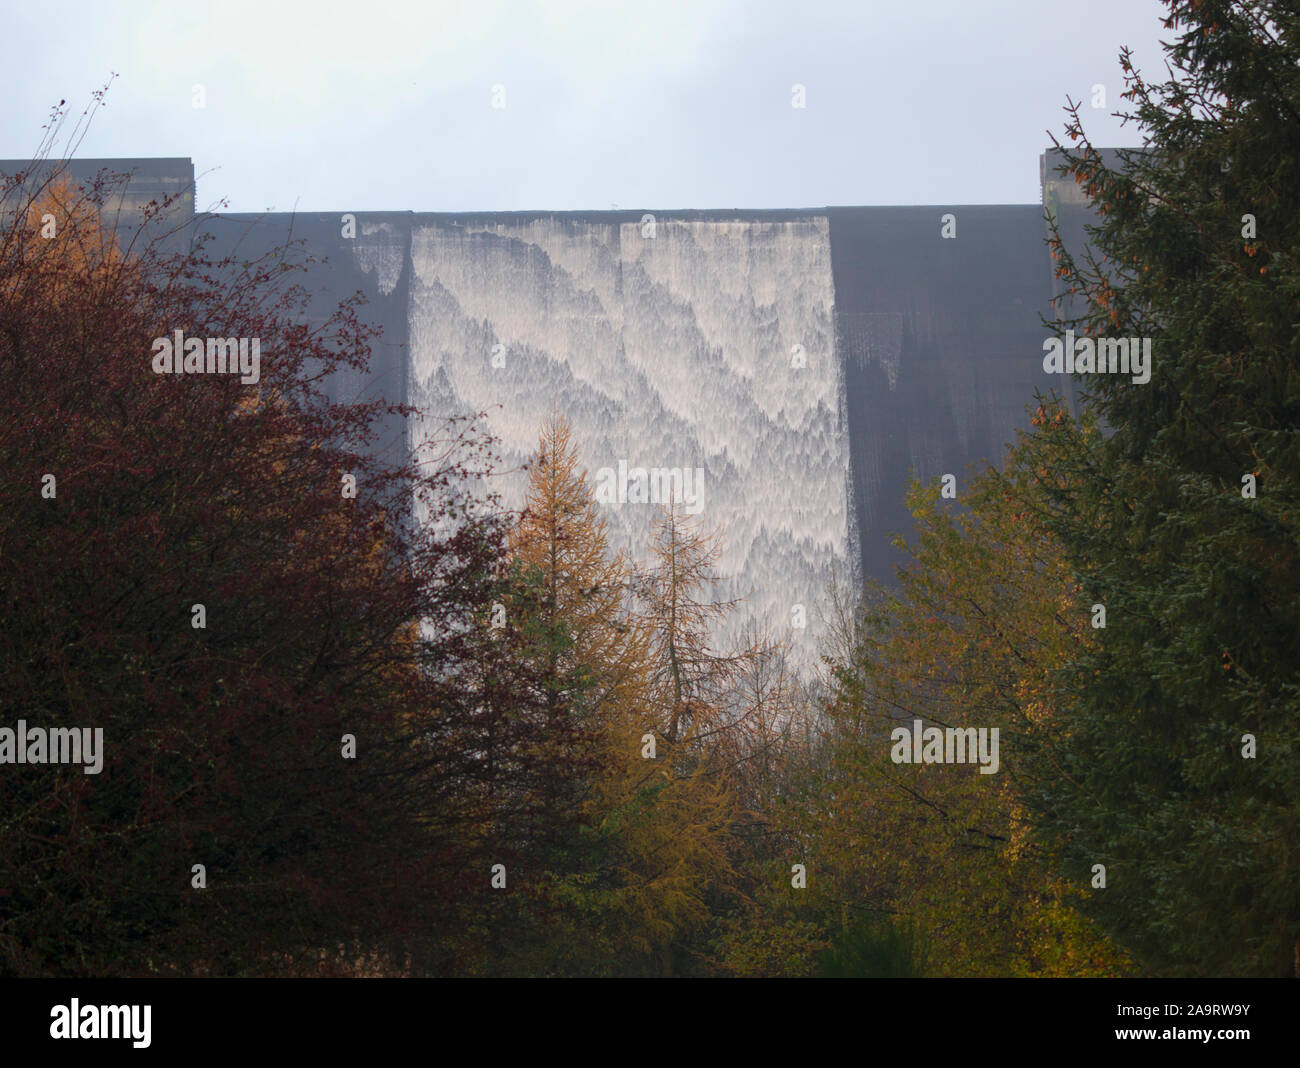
[2,153,1093,671]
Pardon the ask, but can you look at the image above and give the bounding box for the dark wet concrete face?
[828,205,1055,581]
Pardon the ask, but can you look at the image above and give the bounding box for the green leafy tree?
[1034,0,1300,975]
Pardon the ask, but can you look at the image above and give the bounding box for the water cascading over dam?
[402,215,853,674]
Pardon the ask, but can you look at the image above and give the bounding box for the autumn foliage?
[0,152,524,975]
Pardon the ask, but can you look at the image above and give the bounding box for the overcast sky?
[3,0,1172,213]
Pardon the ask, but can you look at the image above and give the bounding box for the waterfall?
[401,214,854,675]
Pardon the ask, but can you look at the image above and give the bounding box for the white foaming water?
[399,215,853,675]
[353,222,404,296]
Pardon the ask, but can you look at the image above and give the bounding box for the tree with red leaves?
[0,97,542,976]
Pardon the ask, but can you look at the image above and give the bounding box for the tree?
[637,500,743,745]
[0,104,522,976]
[1035,0,1299,975]
[768,419,1128,977]
[479,416,744,976]
[464,412,648,973]
[635,500,814,977]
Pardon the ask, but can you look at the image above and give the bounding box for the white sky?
[2,0,1171,213]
